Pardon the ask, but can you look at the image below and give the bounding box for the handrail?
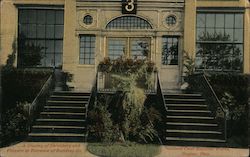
[28,72,55,132]
[187,73,227,140]
[202,74,226,113]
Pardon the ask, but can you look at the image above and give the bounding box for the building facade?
[1,0,250,91]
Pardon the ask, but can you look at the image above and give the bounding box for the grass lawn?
[87,142,160,157]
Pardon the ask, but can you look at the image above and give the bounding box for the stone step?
[166,129,223,139]
[28,133,86,142]
[31,125,86,134]
[165,98,206,104]
[166,115,215,123]
[50,95,90,101]
[47,100,88,107]
[40,112,86,119]
[166,104,208,110]
[166,122,218,131]
[53,91,91,96]
[44,106,86,113]
[167,109,211,117]
[164,93,203,99]
[35,119,86,126]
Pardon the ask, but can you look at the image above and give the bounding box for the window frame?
[195,12,244,72]
[106,37,151,60]
[18,8,64,68]
[79,34,96,65]
[161,36,180,66]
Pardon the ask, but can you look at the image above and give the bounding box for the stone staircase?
[164,92,226,147]
[28,91,90,142]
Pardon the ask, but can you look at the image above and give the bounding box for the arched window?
[106,16,153,29]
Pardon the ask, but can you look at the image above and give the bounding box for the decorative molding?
[77,10,97,29]
[162,11,182,31]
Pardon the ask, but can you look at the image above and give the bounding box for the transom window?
[107,37,151,60]
[162,36,179,65]
[196,12,243,72]
[106,16,153,29]
[18,9,64,68]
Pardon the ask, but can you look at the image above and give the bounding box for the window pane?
[46,10,55,24]
[235,14,243,28]
[215,14,224,28]
[19,10,28,23]
[79,35,95,64]
[206,14,215,28]
[46,40,55,52]
[28,10,36,24]
[162,36,179,65]
[56,10,64,24]
[234,29,243,42]
[225,14,234,28]
[108,38,126,60]
[46,25,55,38]
[225,29,234,41]
[37,25,46,38]
[45,53,55,67]
[55,53,63,67]
[18,9,64,68]
[37,10,46,24]
[55,40,63,53]
[55,25,64,38]
[130,38,150,60]
[28,24,36,38]
[197,14,206,28]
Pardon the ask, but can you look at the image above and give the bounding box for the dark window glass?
[162,36,179,65]
[18,9,64,68]
[83,15,93,25]
[166,16,177,26]
[79,35,95,64]
[196,13,243,72]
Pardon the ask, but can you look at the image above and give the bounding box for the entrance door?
[107,37,151,60]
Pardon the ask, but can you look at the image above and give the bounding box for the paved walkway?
[0,142,249,157]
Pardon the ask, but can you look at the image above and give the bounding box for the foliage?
[87,96,120,143]
[183,51,195,76]
[18,34,44,67]
[1,68,52,111]
[88,63,161,144]
[87,142,160,157]
[98,57,156,73]
[1,102,29,147]
[196,32,242,71]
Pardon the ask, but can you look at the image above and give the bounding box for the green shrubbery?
[208,73,248,147]
[2,67,52,111]
[88,60,162,144]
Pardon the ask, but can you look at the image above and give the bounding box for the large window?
[79,35,96,64]
[107,37,150,60]
[196,12,243,72]
[18,9,64,68]
[162,36,179,65]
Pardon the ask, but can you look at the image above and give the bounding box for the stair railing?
[28,71,55,132]
[187,73,227,141]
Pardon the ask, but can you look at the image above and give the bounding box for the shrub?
[1,67,52,111]
[1,102,29,147]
